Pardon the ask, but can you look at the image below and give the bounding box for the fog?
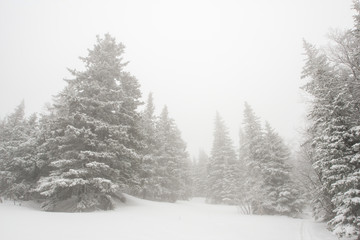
[0,0,354,156]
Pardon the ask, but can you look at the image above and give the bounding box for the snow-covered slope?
[0,196,337,240]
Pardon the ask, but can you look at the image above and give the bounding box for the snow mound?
[0,196,338,240]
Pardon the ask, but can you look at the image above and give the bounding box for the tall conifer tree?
[0,101,39,201]
[139,93,159,200]
[261,122,303,216]
[241,103,266,213]
[207,113,237,204]
[301,3,360,236]
[33,34,143,211]
[192,150,209,197]
[154,106,189,202]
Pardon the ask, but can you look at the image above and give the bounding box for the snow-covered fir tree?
[236,127,252,213]
[240,103,266,213]
[301,40,336,221]
[261,122,304,216]
[153,106,190,202]
[301,3,360,237]
[240,104,304,216]
[207,112,238,204]
[138,93,161,200]
[192,149,209,197]
[32,34,143,211]
[0,101,39,202]
[303,41,360,237]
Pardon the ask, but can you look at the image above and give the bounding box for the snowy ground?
[0,195,338,240]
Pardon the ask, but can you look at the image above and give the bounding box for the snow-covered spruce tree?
[326,95,360,238]
[0,101,39,202]
[303,45,360,236]
[182,157,193,200]
[240,103,266,213]
[32,34,143,211]
[153,106,190,202]
[301,4,360,236]
[325,5,360,237]
[301,40,337,221]
[192,149,209,197]
[236,127,252,214]
[261,122,304,216]
[138,93,161,200]
[207,112,238,204]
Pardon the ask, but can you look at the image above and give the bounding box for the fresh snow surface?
[0,196,338,240]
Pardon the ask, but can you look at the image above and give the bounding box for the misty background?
[0,0,354,156]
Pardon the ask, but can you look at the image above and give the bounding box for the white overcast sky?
[0,0,354,157]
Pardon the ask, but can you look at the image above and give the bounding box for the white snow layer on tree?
[0,195,341,240]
